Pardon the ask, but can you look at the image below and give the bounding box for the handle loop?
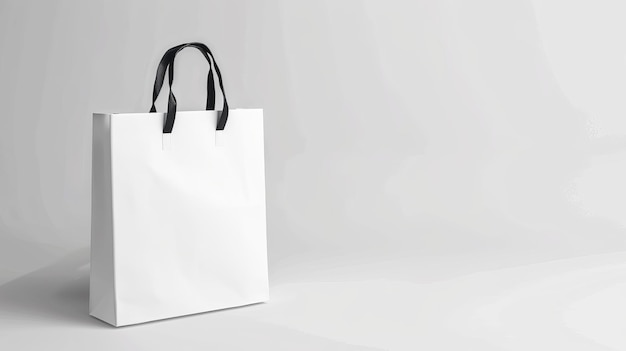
[150,42,229,133]
[150,44,216,112]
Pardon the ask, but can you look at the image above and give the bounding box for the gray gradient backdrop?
[2,0,626,349]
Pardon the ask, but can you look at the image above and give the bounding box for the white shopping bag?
[89,43,269,327]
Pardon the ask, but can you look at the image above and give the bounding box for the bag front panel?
[109,109,268,326]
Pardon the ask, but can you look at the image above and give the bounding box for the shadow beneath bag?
[0,248,104,329]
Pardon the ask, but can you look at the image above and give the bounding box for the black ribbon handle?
[150,42,229,133]
[150,43,216,112]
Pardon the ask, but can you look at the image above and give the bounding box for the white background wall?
[1,0,626,288]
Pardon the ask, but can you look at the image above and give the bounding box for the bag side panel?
[89,113,118,326]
